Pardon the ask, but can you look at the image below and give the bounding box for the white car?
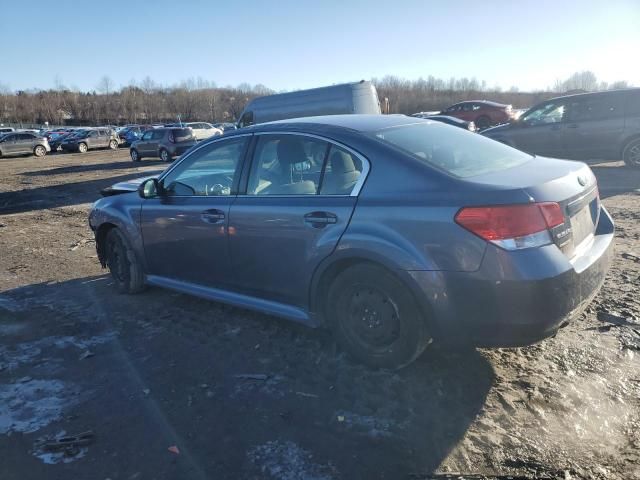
[184,122,223,141]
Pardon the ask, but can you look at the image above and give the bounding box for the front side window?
[373,122,532,178]
[151,130,165,140]
[247,135,328,195]
[141,131,153,141]
[520,102,566,125]
[162,137,248,196]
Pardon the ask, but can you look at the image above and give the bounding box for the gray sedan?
[89,115,614,369]
[0,132,50,158]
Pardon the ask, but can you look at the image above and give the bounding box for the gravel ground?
[0,149,639,480]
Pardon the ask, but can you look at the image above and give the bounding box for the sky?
[0,0,639,93]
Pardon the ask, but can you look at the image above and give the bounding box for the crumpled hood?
[100,175,157,196]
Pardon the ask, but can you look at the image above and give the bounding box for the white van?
[237,81,381,128]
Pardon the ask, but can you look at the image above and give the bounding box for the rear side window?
[172,128,193,142]
[567,94,624,122]
[320,145,363,195]
[626,91,640,116]
[373,122,532,178]
[247,135,328,195]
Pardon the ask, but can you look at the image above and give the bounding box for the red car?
[441,100,514,130]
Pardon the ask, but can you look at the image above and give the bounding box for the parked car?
[118,125,153,146]
[236,80,381,128]
[482,89,640,167]
[0,131,50,157]
[89,114,613,369]
[214,122,238,133]
[129,127,196,162]
[50,130,84,151]
[61,128,119,153]
[184,122,223,141]
[441,100,514,130]
[412,114,476,132]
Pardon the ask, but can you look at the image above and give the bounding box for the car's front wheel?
[475,115,491,130]
[105,228,145,294]
[78,142,88,153]
[109,139,118,150]
[130,149,140,162]
[327,263,432,369]
[622,138,640,168]
[34,145,47,157]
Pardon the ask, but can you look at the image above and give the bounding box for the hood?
[100,175,156,196]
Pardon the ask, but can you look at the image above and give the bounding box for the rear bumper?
[408,207,615,347]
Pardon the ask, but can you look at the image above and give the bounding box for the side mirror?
[138,178,161,199]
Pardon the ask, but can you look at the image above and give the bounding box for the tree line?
[0,71,632,127]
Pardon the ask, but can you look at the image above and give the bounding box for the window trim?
[238,131,370,198]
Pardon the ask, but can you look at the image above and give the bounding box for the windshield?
[373,122,532,178]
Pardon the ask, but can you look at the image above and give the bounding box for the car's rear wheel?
[475,116,491,130]
[159,148,171,162]
[34,145,46,157]
[327,263,432,369]
[105,228,144,294]
[109,139,118,150]
[622,138,640,167]
[130,149,140,162]
[78,142,88,153]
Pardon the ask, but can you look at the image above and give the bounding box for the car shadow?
[590,161,640,199]
[0,276,494,479]
[21,160,168,177]
[0,170,164,215]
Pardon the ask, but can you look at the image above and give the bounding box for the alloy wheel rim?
[629,144,640,165]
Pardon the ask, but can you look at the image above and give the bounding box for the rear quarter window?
[373,122,532,178]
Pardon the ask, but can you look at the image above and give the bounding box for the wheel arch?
[309,251,440,336]
[620,133,640,158]
[95,222,118,267]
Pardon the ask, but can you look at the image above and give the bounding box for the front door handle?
[201,209,225,224]
[304,211,338,227]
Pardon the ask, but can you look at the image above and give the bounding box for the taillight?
[455,203,564,250]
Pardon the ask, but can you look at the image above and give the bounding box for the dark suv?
[129,127,196,162]
[483,89,640,167]
[61,128,119,153]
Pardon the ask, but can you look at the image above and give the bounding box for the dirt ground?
[0,148,639,480]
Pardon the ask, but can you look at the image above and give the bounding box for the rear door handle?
[201,209,225,224]
[304,211,338,227]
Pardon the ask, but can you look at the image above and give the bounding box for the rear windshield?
[372,122,532,178]
[172,128,193,142]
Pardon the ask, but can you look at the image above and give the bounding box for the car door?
[508,100,567,158]
[86,130,98,148]
[140,135,250,287]
[136,130,154,155]
[563,93,626,160]
[1,134,19,155]
[227,133,366,308]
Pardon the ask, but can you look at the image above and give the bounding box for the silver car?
[0,132,50,158]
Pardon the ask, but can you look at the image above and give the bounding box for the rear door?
[227,133,366,308]
[1,134,19,154]
[136,130,154,155]
[509,100,567,158]
[13,133,34,154]
[563,92,626,160]
[86,130,99,148]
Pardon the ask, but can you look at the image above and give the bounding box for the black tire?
[622,138,640,167]
[327,263,432,369]
[105,228,145,294]
[159,148,171,162]
[78,142,88,153]
[130,149,140,162]
[34,145,47,157]
[475,116,491,130]
[109,139,118,150]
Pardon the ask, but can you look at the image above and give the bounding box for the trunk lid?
[468,157,600,259]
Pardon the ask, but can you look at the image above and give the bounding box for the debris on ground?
[168,445,180,455]
[78,350,95,360]
[621,252,640,263]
